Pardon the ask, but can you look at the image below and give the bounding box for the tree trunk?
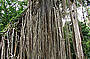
[69,0,84,59]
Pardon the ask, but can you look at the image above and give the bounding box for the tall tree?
[69,0,84,59]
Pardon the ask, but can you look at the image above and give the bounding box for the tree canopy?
[0,0,27,31]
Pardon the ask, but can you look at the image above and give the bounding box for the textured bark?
[1,36,4,59]
[7,30,9,59]
[11,28,14,59]
[65,22,72,59]
[69,0,84,59]
[0,0,84,59]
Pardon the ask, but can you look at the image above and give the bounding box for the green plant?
[80,22,90,58]
[0,0,27,31]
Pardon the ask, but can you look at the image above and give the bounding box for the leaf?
[0,23,3,25]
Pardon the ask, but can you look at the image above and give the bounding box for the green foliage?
[64,22,90,59]
[0,0,27,31]
[88,8,90,16]
[80,22,90,58]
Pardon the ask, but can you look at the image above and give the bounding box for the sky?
[18,0,24,1]
[62,6,90,27]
